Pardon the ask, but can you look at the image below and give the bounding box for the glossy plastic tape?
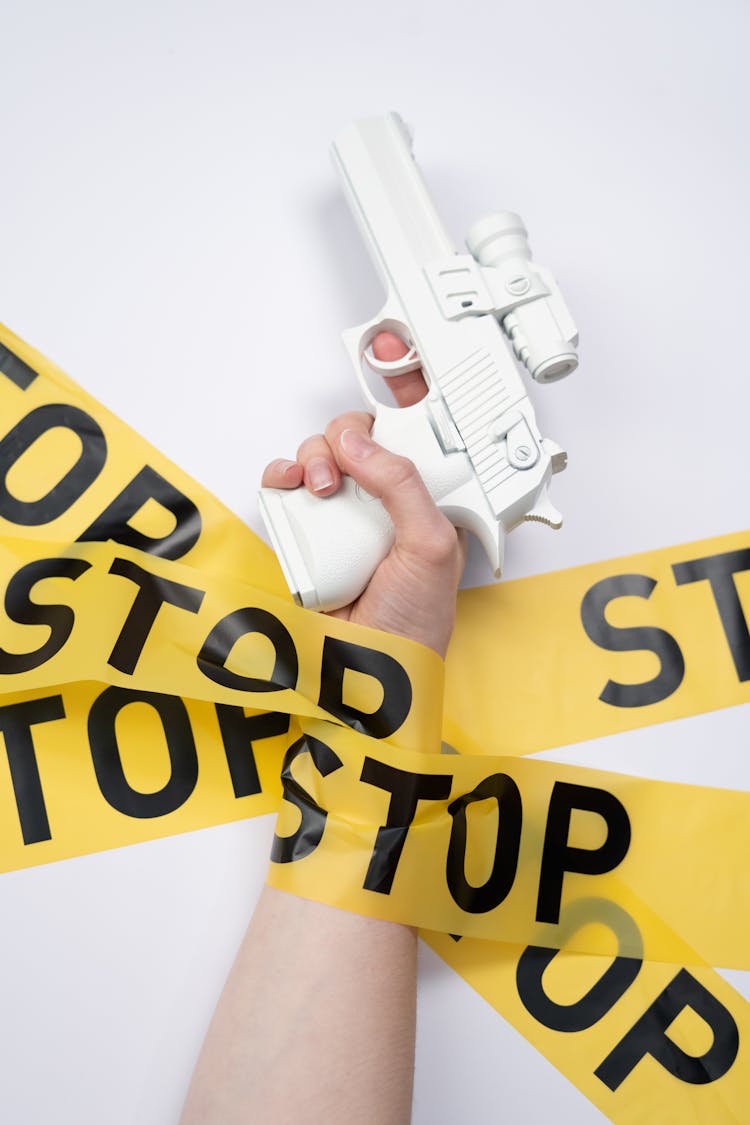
[1,323,748,1122]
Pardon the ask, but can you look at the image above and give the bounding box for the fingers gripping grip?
[258,402,477,612]
[258,476,394,611]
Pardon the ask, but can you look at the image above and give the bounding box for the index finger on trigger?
[372,331,428,408]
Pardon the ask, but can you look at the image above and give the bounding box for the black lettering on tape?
[673,548,750,681]
[446,773,522,913]
[88,688,198,817]
[361,758,452,894]
[536,782,631,924]
[318,637,413,738]
[0,695,65,844]
[215,705,289,799]
[107,557,205,674]
[270,735,343,863]
[78,465,202,561]
[595,968,740,1090]
[0,558,92,673]
[518,898,643,1031]
[518,945,641,1032]
[0,404,107,525]
[0,342,38,390]
[580,574,685,707]
[197,607,299,692]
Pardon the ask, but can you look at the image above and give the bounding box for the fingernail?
[273,459,300,480]
[308,457,335,492]
[340,428,376,460]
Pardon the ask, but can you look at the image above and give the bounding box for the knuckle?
[296,433,327,462]
[382,454,419,492]
[423,518,459,565]
[324,411,374,445]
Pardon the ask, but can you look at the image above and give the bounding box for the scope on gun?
[466,212,578,384]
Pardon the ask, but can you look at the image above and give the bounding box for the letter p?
[536,781,631,924]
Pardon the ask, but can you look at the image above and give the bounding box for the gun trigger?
[366,346,422,377]
[524,487,563,530]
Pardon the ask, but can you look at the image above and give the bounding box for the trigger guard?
[342,312,421,410]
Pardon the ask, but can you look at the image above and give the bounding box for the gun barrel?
[331,113,455,293]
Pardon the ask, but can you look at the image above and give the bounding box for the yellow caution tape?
[427,894,750,1124]
[1,321,748,1121]
[265,719,750,970]
[447,531,750,756]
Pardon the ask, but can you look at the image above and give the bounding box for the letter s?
[580,574,685,707]
[0,558,92,674]
[270,736,343,864]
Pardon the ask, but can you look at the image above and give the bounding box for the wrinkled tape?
[1,322,749,1121]
[264,718,750,970]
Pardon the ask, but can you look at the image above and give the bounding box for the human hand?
[261,333,466,658]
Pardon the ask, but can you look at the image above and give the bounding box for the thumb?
[336,426,457,566]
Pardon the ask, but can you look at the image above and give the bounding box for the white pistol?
[259,112,578,612]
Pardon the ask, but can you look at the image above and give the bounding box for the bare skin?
[264,332,464,657]
[180,333,465,1124]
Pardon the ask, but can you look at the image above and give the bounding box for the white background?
[1,1,748,1121]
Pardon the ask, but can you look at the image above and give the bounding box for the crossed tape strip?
[1,322,748,1122]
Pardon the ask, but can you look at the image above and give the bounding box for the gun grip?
[258,476,394,611]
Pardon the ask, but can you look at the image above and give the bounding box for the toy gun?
[259,112,578,611]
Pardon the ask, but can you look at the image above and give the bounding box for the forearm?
[183,350,459,1123]
[180,885,417,1124]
